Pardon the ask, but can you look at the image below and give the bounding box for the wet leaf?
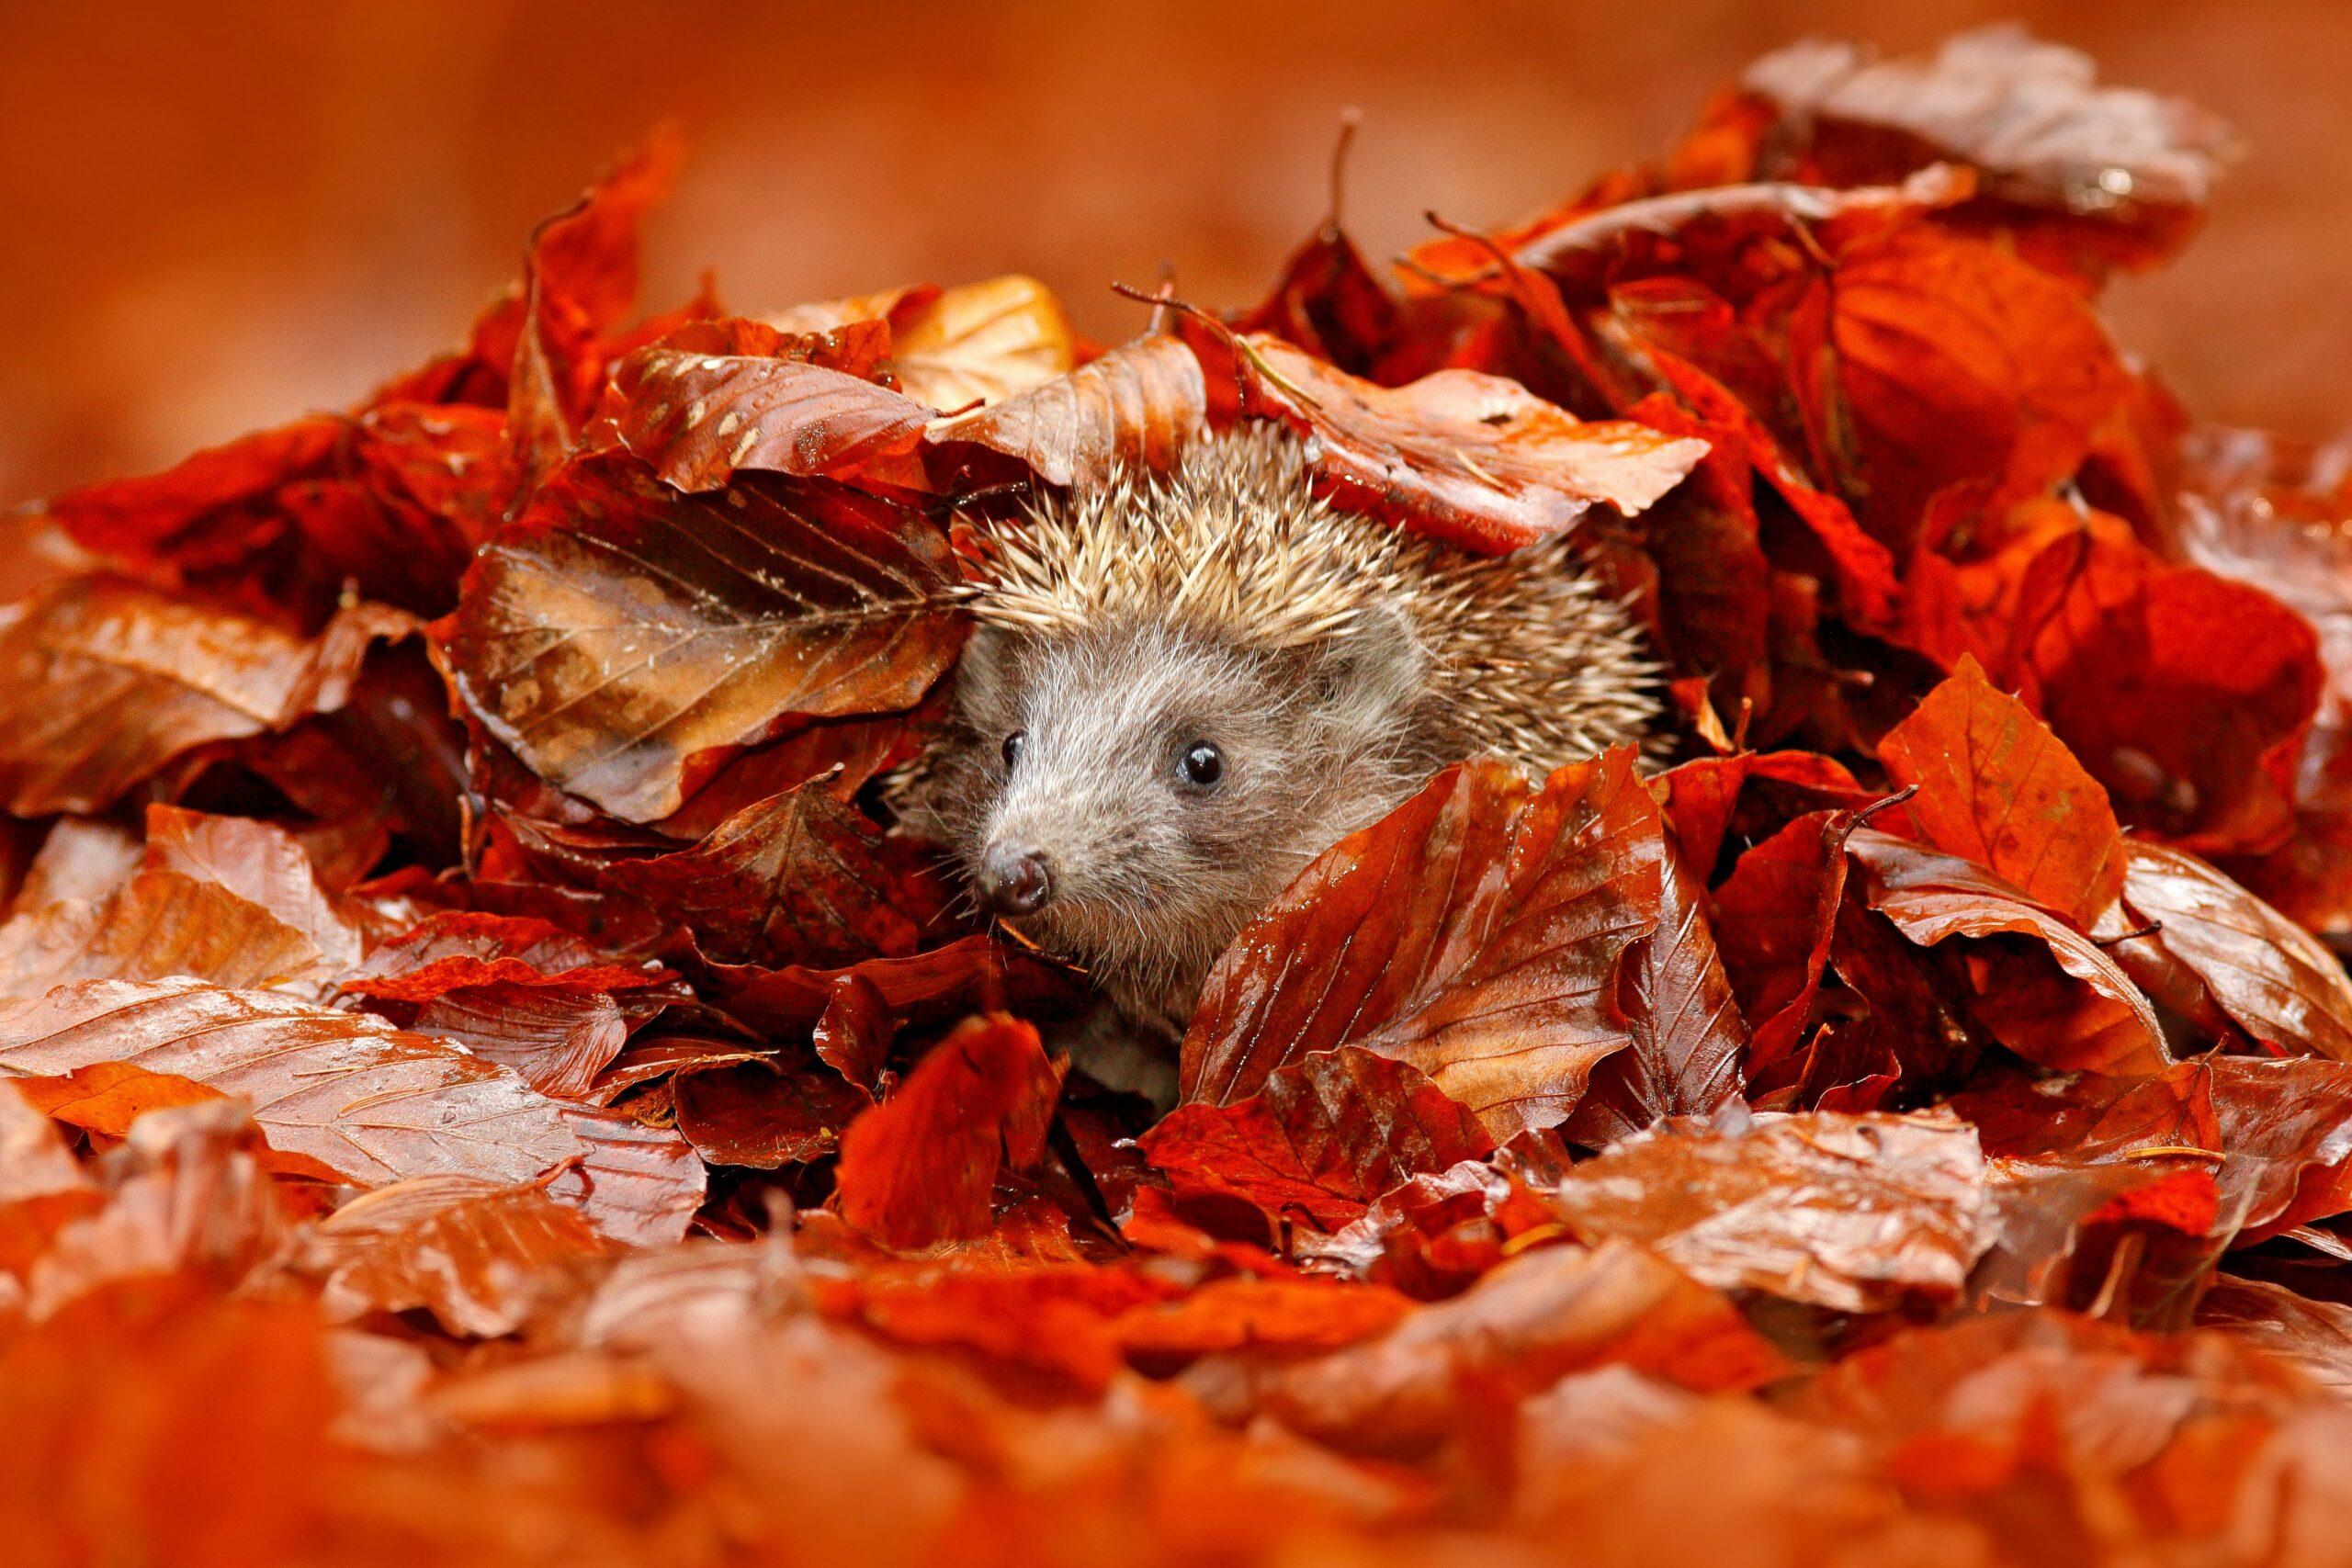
[2114,840,2352,1063]
[882,274,1075,411]
[436,452,964,821]
[0,577,413,816]
[1238,333,1708,552]
[0,979,582,1187]
[598,782,929,968]
[1141,1048,1494,1231]
[834,1013,1064,1249]
[607,344,933,491]
[1182,752,1664,1140]
[1548,1110,1989,1314]
[1846,828,2167,1074]
[1242,1239,1790,1458]
[309,1173,609,1337]
[926,333,1207,490]
[673,1056,872,1169]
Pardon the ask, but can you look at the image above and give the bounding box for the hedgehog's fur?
[899,427,1659,1053]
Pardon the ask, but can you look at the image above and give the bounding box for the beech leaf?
[1182,751,1666,1140]
[437,452,965,822]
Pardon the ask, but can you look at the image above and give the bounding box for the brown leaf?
[2114,840,2352,1062]
[811,974,893,1092]
[1740,28,2232,273]
[1139,1048,1495,1232]
[1879,653,2126,926]
[542,1103,707,1247]
[607,346,933,491]
[436,452,965,822]
[1561,840,1750,1146]
[833,1013,1063,1249]
[1238,333,1708,553]
[672,1057,872,1169]
[141,807,361,968]
[410,985,632,1100]
[882,275,1075,411]
[1547,1110,1989,1314]
[1846,828,2167,1075]
[925,333,1207,490]
[0,577,413,816]
[308,1173,608,1337]
[1242,1239,1790,1459]
[2198,1276,2352,1394]
[0,869,327,999]
[598,782,928,968]
[1182,753,1664,1141]
[0,979,582,1187]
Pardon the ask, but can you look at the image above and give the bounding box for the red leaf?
[39,416,343,567]
[1140,1048,1495,1232]
[1709,809,1857,1069]
[1879,652,2127,926]
[344,908,661,997]
[1846,828,2166,1075]
[833,1014,1064,1249]
[597,783,931,969]
[672,1057,872,1169]
[1792,222,2137,541]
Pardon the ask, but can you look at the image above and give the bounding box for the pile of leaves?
[9,26,2352,1565]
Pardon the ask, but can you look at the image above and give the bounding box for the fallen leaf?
[436,452,964,821]
[1141,1048,1494,1231]
[1183,752,1663,1140]
[0,577,413,816]
[1238,333,1708,552]
[926,333,1208,490]
[1548,1110,1990,1314]
[308,1173,609,1337]
[1879,652,2127,926]
[834,1013,1062,1249]
[0,979,582,1187]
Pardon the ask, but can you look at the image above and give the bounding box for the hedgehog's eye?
[1001,730,1024,769]
[1179,741,1223,789]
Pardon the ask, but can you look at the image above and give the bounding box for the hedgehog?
[898,426,1659,1066]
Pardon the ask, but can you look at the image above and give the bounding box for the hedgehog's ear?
[1312,603,1426,714]
[953,623,1023,727]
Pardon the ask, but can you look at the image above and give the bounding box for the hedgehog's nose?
[980,847,1053,917]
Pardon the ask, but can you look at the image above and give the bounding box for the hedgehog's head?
[925,606,1434,1027]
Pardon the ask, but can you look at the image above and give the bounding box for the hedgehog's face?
[934,613,1430,1023]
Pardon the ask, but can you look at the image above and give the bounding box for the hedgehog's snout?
[978,842,1053,917]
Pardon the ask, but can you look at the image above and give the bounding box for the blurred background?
[1,0,2346,506]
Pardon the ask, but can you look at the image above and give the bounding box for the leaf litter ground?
[6,25,2352,1568]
